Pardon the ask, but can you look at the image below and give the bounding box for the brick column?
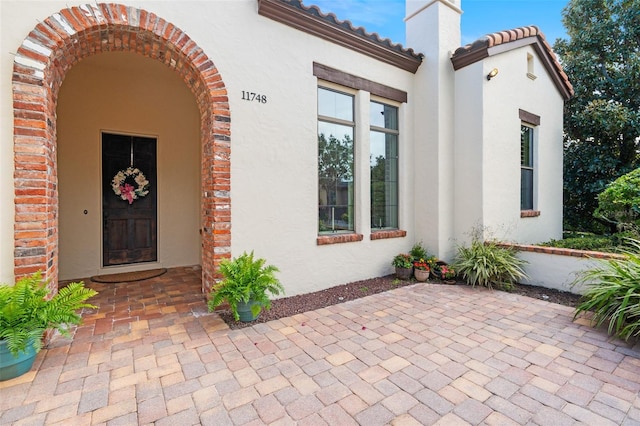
[12,3,231,294]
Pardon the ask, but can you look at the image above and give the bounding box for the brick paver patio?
[1,266,639,425]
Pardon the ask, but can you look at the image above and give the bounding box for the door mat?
[90,268,167,283]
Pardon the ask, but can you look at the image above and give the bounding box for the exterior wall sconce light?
[486,68,499,80]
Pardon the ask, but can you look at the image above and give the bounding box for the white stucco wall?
[57,52,201,280]
[518,251,601,295]
[0,1,417,294]
[454,44,565,246]
[406,0,461,261]
[453,60,484,246]
[483,46,564,244]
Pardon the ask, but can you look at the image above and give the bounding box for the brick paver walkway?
[1,266,639,425]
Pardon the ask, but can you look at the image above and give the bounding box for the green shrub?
[540,231,640,253]
[453,239,528,290]
[541,236,616,252]
[612,230,640,246]
[208,251,284,321]
[594,168,640,231]
[573,239,640,340]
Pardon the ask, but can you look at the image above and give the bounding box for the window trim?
[519,109,540,126]
[314,63,407,103]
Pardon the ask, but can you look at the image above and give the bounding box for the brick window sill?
[370,229,407,240]
[317,233,364,245]
[521,210,540,218]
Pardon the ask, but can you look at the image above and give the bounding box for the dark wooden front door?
[102,133,157,266]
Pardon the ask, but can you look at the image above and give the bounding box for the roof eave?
[257,0,423,73]
[451,32,574,101]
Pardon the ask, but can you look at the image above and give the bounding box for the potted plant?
[440,265,457,284]
[413,259,430,282]
[392,253,413,280]
[409,242,428,262]
[207,251,285,322]
[0,272,98,381]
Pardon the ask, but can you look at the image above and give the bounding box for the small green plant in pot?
[409,242,429,263]
[392,253,413,280]
[208,251,284,322]
[0,272,98,381]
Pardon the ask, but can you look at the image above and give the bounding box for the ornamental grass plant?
[573,238,640,340]
[453,238,528,290]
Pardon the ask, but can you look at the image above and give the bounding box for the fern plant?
[573,239,640,340]
[453,238,528,290]
[0,272,98,357]
[208,251,284,321]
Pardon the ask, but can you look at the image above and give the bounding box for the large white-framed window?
[520,124,535,211]
[317,86,355,234]
[370,100,399,230]
[314,63,407,243]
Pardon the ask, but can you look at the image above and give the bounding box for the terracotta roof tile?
[258,0,423,72]
[451,25,573,99]
[296,0,423,60]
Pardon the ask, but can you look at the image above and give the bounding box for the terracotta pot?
[414,269,430,282]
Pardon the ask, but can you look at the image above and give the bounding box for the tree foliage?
[555,0,640,231]
[594,167,640,232]
[371,155,386,227]
[318,133,353,192]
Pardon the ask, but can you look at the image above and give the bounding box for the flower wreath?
[111,167,150,204]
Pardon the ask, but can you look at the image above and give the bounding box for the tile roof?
[258,0,423,73]
[296,1,422,59]
[451,25,574,99]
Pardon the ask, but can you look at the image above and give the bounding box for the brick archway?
[13,3,230,294]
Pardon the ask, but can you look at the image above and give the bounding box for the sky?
[308,0,569,48]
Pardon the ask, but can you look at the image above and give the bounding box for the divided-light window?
[370,101,399,230]
[317,87,355,233]
[521,125,534,210]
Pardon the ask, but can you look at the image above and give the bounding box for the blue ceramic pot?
[236,300,260,322]
[0,338,37,381]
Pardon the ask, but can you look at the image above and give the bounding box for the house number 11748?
[242,91,267,104]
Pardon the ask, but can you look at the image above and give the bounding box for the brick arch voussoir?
[13,3,230,294]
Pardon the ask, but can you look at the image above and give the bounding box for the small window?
[521,125,534,210]
[370,101,399,230]
[318,87,355,234]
